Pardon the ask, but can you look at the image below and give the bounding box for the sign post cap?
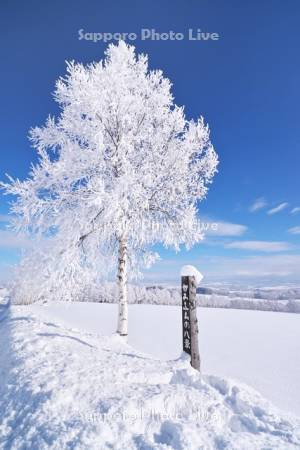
[180,265,203,286]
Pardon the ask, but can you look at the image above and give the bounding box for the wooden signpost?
[181,274,201,371]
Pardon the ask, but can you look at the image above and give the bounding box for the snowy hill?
[31,282,300,314]
[10,281,300,313]
[1,298,300,449]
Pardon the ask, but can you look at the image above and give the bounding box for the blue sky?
[0,0,299,284]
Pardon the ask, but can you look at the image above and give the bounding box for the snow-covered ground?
[1,297,300,449]
[30,302,300,417]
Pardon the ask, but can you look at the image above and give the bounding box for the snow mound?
[180,265,203,285]
[0,303,299,449]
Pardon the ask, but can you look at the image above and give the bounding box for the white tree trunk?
[117,238,128,336]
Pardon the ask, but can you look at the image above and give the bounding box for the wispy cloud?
[143,253,300,284]
[206,221,247,237]
[249,197,267,212]
[288,226,300,235]
[223,254,300,279]
[224,240,292,252]
[267,202,289,215]
[0,230,33,250]
[0,214,10,223]
[291,207,300,215]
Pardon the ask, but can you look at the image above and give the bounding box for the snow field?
[1,300,300,449]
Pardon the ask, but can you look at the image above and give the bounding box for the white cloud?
[206,221,247,237]
[215,254,300,280]
[291,207,300,215]
[288,226,300,235]
[249,197,267,212]
[224,240,292,252]
[267,202,289,215]
[0,230,33,250]
[0,214,10,223]
[143,253,300,284]
[0,264,14,283]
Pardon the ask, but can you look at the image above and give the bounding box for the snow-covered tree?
[10,236,102,305]
[1,41,218,336]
